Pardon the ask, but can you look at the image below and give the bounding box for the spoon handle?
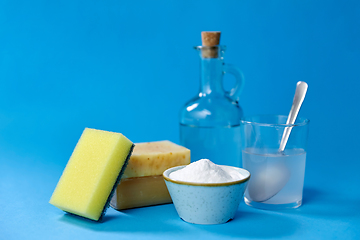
[279,81,308,152]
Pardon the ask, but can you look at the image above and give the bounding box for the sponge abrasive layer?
[49,128,134,221]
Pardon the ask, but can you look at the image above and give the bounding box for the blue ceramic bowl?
[163,165,250,225]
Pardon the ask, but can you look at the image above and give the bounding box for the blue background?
[1,0,359,239]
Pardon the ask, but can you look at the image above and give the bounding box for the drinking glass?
[240,115,309,209]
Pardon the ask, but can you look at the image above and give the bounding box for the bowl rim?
[163,165,251,187]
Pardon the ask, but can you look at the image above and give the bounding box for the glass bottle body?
[179,46,244,167]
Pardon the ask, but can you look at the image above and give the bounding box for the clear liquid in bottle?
[179,32,244,167]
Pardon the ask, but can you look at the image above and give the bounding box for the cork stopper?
[201,31,221,46]
[201,31,221,58]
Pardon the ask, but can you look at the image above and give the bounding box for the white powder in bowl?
[169,159,244,183]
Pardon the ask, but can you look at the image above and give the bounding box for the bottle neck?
[199,57,224,96]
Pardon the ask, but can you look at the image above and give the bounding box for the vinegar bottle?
[179,31,245,167]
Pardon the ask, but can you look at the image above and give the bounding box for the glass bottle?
[179,45,244,167]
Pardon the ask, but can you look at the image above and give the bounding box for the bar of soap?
[111,175,171,210]
[122,140,191,178]
[110,140,190,210]
[49,128,134,221]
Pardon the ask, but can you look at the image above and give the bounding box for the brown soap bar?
[110,141,190,210]
[110,175,171,210]
[122,140,190,178]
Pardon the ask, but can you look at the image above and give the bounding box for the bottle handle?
[223,63,245,103]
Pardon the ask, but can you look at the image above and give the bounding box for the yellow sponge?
[49,128,134,221]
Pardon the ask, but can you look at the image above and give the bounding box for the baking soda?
[169,159,244,183]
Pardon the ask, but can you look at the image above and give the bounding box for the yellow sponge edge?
[49,128,134,221]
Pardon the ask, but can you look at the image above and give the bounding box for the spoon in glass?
[248,81,308,202]
[279,81,308,152]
